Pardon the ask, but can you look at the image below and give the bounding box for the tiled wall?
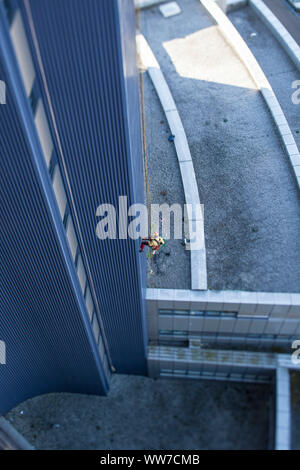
[146,289,300,379]
[147,289,300,338]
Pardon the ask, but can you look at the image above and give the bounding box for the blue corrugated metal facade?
[0,0,147,415]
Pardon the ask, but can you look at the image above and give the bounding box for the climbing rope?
[137,31,156,282]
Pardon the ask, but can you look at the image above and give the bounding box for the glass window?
[29,85,38,112]
[220,311,237,318]
[66,215,78,261]
[159,309,173,315]
[92,314,100,343]
[98,335,105,360]
[85,287,93,322]
[230,373,243,379]
[34,99,53,167]
[240,315,268,320]
[190,310,205,316]
[173,310,189,316]
[10,10,35,96]
[159,309,237,318]
[76,255,87,295]
[174,370,186,375]
[159,330,172,335]
[188,370,201,376]
[205,311,221,317]
[173,330,188,336]
[52,165,67,220]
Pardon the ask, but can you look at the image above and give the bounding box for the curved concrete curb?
[136,34,207,290]
[249,0,300,73]
[0,417,34,450]
[200,0,300,192]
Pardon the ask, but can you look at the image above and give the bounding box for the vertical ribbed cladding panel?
[117,0,147,294]
[0,19,107,415]
[26,0,147,374]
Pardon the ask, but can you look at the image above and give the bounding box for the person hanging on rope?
[139,232,165,254]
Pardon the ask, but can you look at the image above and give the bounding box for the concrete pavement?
[140,0,300,292]
[263,0,300,45]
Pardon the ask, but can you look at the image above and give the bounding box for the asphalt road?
[263,0,300,45]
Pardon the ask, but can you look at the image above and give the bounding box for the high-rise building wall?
[0,0,147,415]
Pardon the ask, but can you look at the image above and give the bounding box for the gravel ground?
[140,0,300,292]
[290,370,300,450]
[229,5,300,150]
[5,374,272,450]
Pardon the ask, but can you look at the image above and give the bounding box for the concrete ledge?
[148,345,277,381]
[137,34,208,290]
[249,0,300,73]
[200,0,300,192]
[146,288,300,317]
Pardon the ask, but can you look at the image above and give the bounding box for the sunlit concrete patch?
[136,32,160,69]
[162,25,256,88]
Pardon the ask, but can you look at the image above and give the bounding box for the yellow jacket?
[148,237,165,248]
